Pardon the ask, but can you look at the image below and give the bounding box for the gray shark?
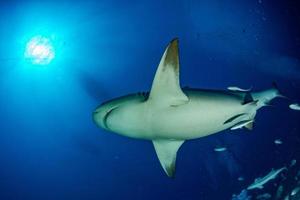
[247,167,287,190]
[93,39,282,177]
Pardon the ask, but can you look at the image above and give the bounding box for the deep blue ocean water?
[0,0,300,199]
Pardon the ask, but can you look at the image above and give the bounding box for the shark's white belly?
[150,105,234,140]
[107,91,254,140]
[149,92,250,139]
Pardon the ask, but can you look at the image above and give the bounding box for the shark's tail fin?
[251,82,289,109]
[272,82,289,99]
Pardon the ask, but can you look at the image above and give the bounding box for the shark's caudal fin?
[152,139,185,177]
[272,82,288,99]
[272,82,283,95]
[148,39,189,106]
[251,82,288,108]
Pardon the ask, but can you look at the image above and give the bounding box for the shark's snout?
[92,107,105,128]
[93,104,118,131]
[93,105,109,129]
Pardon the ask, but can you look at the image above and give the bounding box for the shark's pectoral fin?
[152,139,185,177]
[148,39,189,106]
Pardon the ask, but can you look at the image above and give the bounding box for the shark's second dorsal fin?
[153,139,185,177]
[148,39,189,106]
[242,92,254,105]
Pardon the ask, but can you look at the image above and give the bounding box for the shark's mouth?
[103,107,118,130]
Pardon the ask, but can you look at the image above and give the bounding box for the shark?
[93,39,282,177]
[247,167,287,190]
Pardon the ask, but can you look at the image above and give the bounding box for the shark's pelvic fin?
[152,139,185,177]
[245,122,254,130]
[246,112,256,130]
[148,39,189,106]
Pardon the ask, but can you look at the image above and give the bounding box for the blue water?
[0,0,300,199]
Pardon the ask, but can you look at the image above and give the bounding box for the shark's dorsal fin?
[148,39,189,106]
[152,139,185,177]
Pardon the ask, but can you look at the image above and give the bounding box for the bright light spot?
[24,36,55,65]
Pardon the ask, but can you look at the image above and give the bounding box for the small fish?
[274,139,283,145]
[296,170,300,179]
[289,103,300,111]
[214,147,227,152]
[256,193,271,199]
[284,195,289,200]
[227,86,252,92]
[238,176,244,181]
[291,187,300,196]
[275,185,284,200]
[290,159,297,167]
[230,120,254,130]
[247,167,287,190]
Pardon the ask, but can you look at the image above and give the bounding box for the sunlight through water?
[24,36,55,65]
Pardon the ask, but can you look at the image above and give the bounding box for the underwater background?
[0,0,300,199]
